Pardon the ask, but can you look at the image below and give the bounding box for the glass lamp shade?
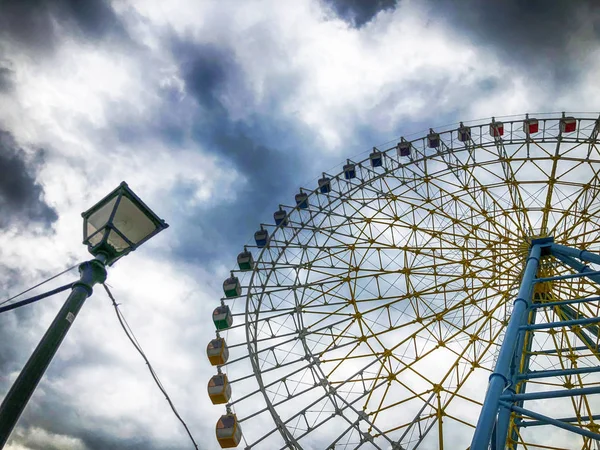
[82,182,168,265]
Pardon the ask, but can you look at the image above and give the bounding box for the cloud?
[0,130,58,229]
[0,65,14,92]
[426,0,600,85]
[321,0,399,28]
[161,37,315,263]
[0,0,127,55]
[5,426,87,450]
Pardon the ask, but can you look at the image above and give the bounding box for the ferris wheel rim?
[218,112,600,450]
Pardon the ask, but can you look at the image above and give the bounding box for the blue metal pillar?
[470,244,541,449]
[495,305,535,449]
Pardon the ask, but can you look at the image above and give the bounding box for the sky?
[1,0,600,449]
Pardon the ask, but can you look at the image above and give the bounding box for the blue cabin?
[397,141,411,157]
[295,192,309,209]
[370,148,383,167]
[457,123,471,142]
[254,229,268,248]
[427,129,440,148]
[343,163,356,180]
[274,209,288,226]
[318,177,331,194]
[237,250,253,271]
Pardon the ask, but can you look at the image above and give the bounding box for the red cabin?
[560,116,576,133]
[523,118,539,134]
[490,121,504,137]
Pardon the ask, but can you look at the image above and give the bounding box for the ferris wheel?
[206,112,600,449]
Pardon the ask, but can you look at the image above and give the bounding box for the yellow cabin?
[208,374,231,404]
[216,413,242,448]
[207,338,229,366]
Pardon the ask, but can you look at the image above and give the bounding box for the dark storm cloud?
[0,66,14,92]
[0,0,127,54]
[167,41,312,263]
[322,0,399,28]
[427,0,600,85]
[0,130,58,229]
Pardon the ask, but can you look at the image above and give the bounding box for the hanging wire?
[102,284,199,449]
[0,263,79,307]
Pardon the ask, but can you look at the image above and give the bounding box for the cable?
[102,284,200,449]
[0,263,79,307]
[0,282,75,314]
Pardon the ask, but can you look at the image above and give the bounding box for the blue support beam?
[501,385,600,402]
[517,414,600,428]
[517,365,600,380]
[534,269,600,283]
[552,251,600,286]
[520,316,600,331]
[552,243,600,267]
[558,304,600,353]
[470,244,541,450]
[501,402,600,441]
[533,345,597,354]
[529,295,600,309]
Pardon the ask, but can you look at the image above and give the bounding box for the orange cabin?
[208,374,232,404]
[207,338,229,366]
[216,413,242,448]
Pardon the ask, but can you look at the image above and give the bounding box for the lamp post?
[0,182,168,447]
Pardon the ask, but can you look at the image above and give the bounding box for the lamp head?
[82,182,168,265]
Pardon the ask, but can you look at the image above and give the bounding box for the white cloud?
[6,427,88,450]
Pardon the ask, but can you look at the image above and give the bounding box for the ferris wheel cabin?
[206,337,229,366]
[295,192,309,209]
[343,163,356,180]
[254,229,268,248]
[397,140,411,157]
[216,414,242,448]
[223,276,241,298]
[561,116,577,133]
[427,129,440,148]
[523,117,539,134]
[490,120,504,137]
[212,305,233,330]
[236,249,254,271]
[457,123,471,142]
[274,208,288,226]
[369,148,383,167]
[318,176,331,193]
[208,373,232,404]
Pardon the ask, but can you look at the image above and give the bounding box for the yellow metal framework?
[211,113,600,449]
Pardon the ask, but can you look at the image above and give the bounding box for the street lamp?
[0,182,168,447]
[82,181,168,266]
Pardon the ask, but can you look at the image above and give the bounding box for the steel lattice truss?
[213,113,600,449]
